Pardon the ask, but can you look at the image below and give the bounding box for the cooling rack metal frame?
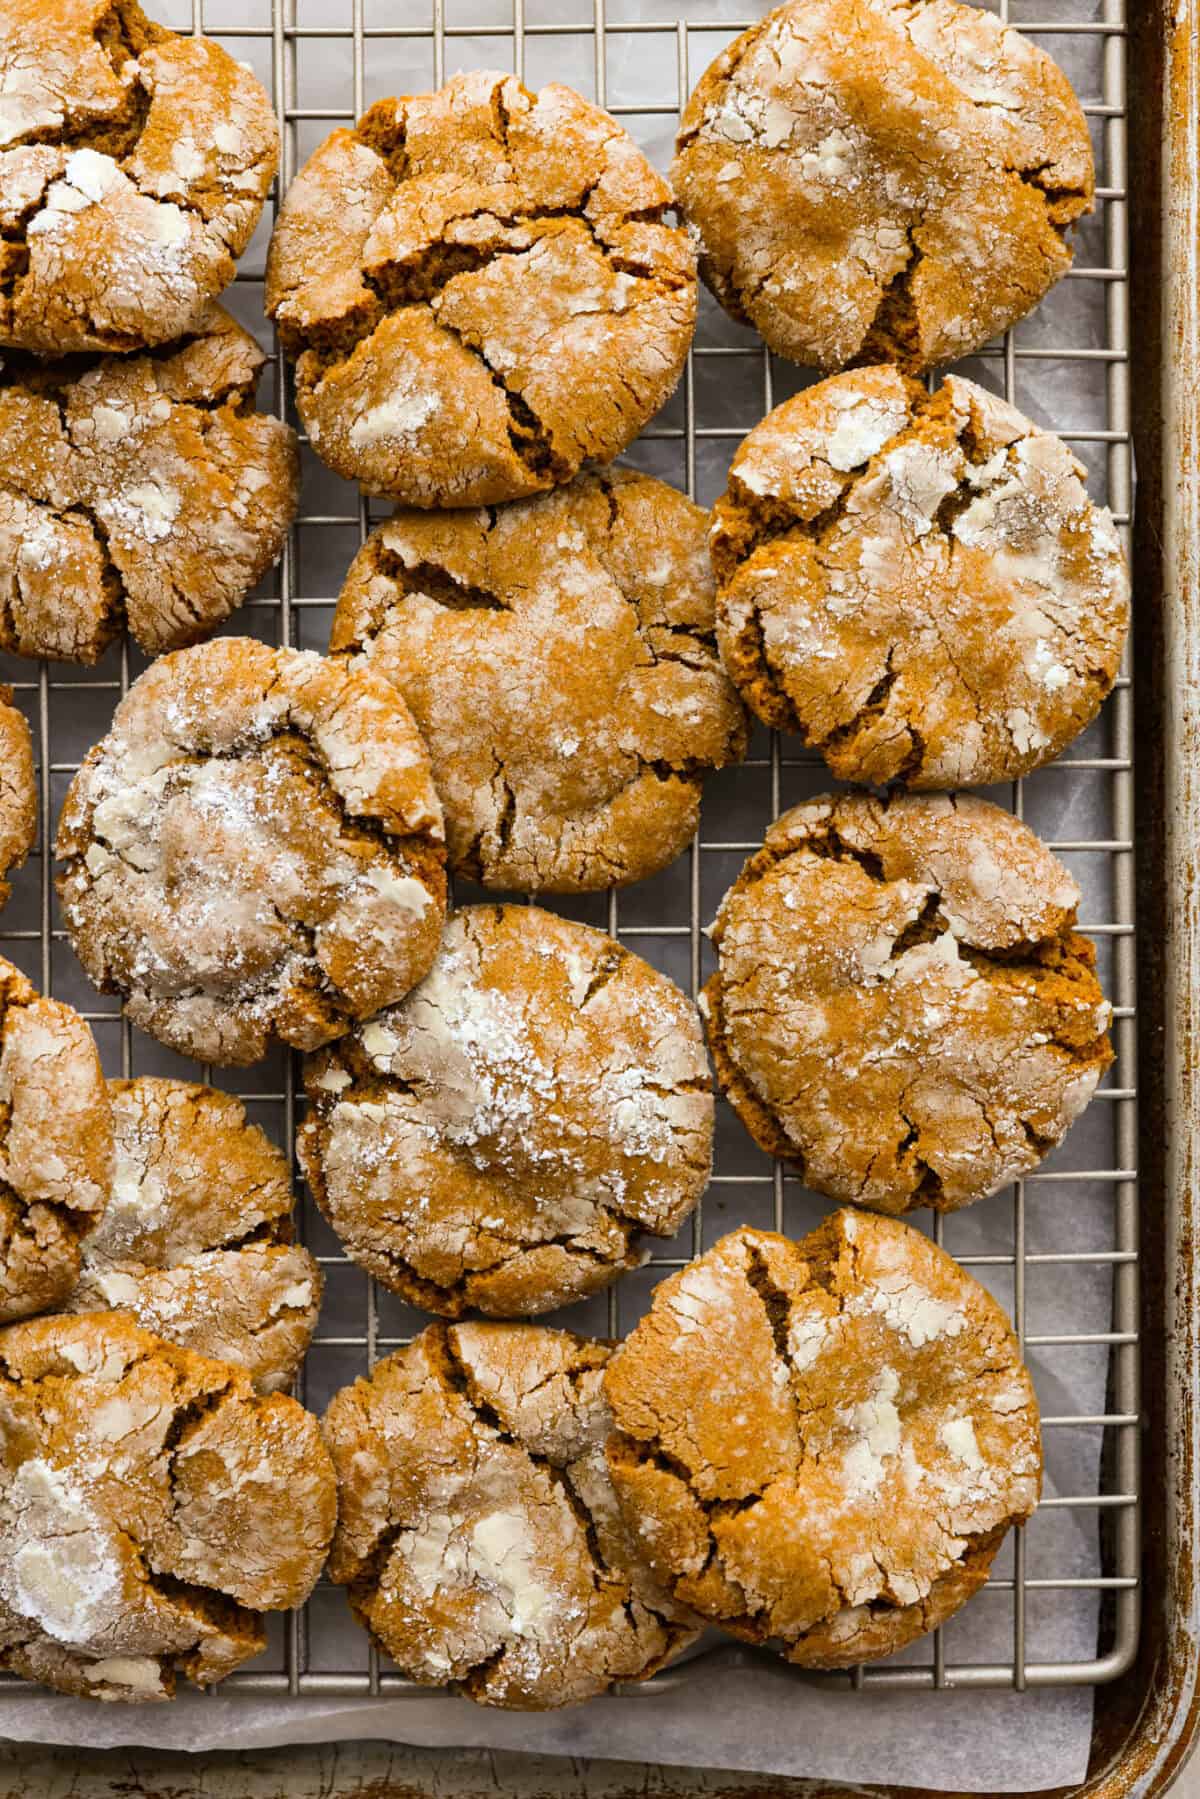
[8,0,1195,1756]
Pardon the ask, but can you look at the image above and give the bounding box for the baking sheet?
[0,0,1136,1788]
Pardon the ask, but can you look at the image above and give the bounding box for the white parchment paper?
[0,0,1132,1787]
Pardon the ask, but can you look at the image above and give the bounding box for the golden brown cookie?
[605,1213,1042,1666]
[0,305,299,663]
[711,369,1130,787]
[265,69,696,506]
[0,686,34,908]
[331,468,746,892]
[322,1321,696,1708]
[704,793,1112,1215]
[66,1079,320,1394]
[0,0,278,353]
[0,957,112,1323]
[0,1310,336,1701]
[56,638,447,1066]
[672,0,1093,372]
[300,905,712,1319]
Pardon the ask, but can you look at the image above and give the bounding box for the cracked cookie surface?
[0,956,111,1323]
[0,1310,336,1701]
[0,304,299,663]
[704,793,1111,1215]
[300,905,712,1319]
[0,686,34,908]
[672,0,1093,372]
[0,0,278,353]
[265,69,697,506]
[711,368,1129,788]
[331,467,747,892]
[57,637,447,1067]
[66,1078,320,1394]
[605,1212,1041,1666]
[322,1320,697,1708]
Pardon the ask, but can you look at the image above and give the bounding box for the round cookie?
[0,0,278,353]
[56,638,447,1066]
[265,69,696,507]
[66,1079,321,1394]
[0,687,34,908]
[299,905,712,1319]
[711,369,1130,788]
[605,1212,1042,1666]
[0,1310,336,1701]
[331,468,747,892]
[704,793,1112,1215]
[672,0,1093,372]
[0,305,299,663]
[322,1321,696,1708]
[0,956,112,1323]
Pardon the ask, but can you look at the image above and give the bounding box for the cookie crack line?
[359,198,684,313]
[403,301,565,484]
[719,843,1104,1019]
[0,487,131,640]
[1,20,152,167]
[434,1329,691,1660]
[720,380,1016,572]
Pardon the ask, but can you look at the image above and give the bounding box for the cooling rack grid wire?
[0,0,1137,1704]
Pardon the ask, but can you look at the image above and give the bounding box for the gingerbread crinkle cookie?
[266,70,697,506]
[0,689,34,908]
[300,905,712,1317]
[711,368,1129,788]
[0,1311,336,1701]
[605,1213,1042,1665]
[0,0,278,352]
[57,638,447,1065]
[322,1321,696,1708]
[0,304,299,662]
[332,467,746,891]
[0,956,111,1324]
[704,792,1112,1215]
[672,0,1093,372]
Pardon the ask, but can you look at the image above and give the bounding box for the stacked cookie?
[0,0,298,665]
[0,0,1128,1715]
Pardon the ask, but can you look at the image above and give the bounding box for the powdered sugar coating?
[56,638,446,1066]
[673,0,1093,372]
[322,1321,695,1707]
[605,1213,1041,1665]
[0,1312,335,1702]
[300,905,711,1318]
[0,0,278,352]
[0,956,112,1323]
[332,466,746,892]
[66,1079,320,1393]
[0,304,299,662]
[265,70,696,506]
[705,792,1112,1215]
[712,369,1130,787]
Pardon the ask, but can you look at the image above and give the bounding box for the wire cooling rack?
[0,0,1136,1704]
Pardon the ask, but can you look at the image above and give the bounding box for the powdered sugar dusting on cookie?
[299,904,711,1318]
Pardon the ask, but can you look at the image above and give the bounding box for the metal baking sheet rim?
[1020,4,1200,1797]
